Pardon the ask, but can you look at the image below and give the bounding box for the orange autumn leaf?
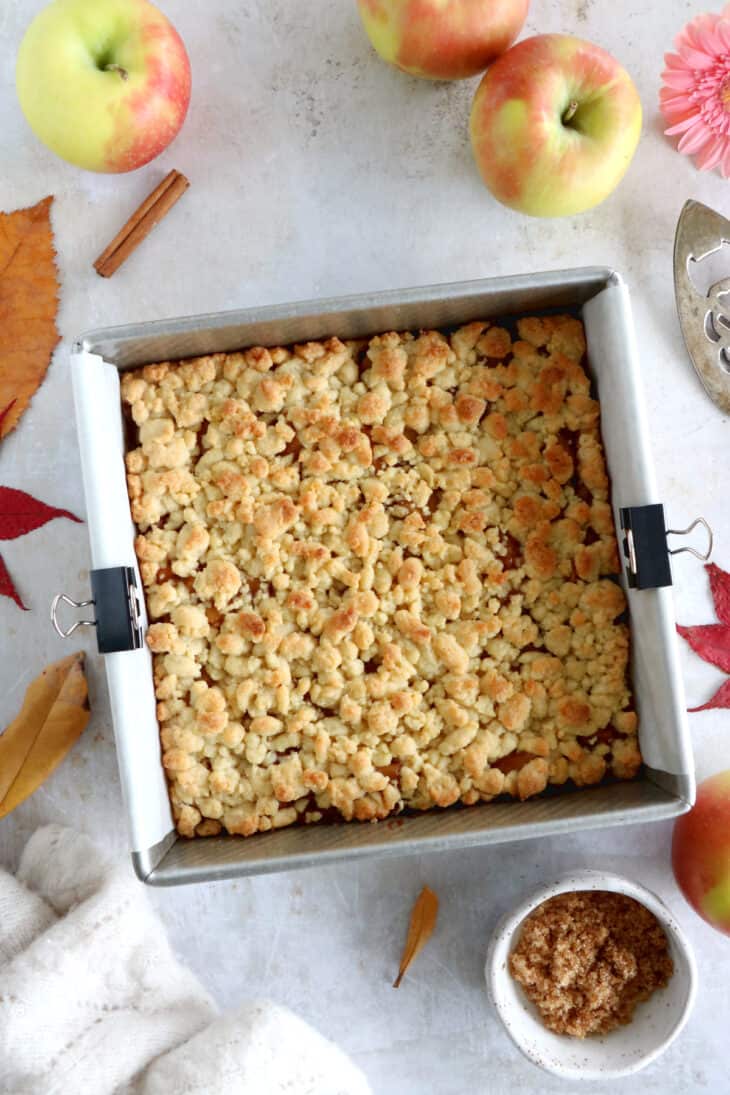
[0,196,60,440]
[393,885,439,988]
[0,652,90,818]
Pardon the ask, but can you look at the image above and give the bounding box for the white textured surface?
[1,1,729,1092]
[0,824,370,1095]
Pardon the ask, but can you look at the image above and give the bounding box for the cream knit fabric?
[0,825,371,1095]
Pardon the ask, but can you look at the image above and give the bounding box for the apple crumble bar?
[121,314,641,839]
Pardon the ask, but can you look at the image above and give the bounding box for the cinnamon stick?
[94,169,189,278]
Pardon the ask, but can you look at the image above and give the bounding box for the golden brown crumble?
[121,315,641,839]
[509,891,673,1037]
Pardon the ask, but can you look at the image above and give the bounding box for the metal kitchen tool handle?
[620,506,713,590]
[51,567,144,654]
[674,199,730,413]
[667,517,714,561]
[51,593,96,637]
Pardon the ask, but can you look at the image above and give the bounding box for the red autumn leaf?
[0,554,27,610]
[706,562,730,626]
[688,678,730,713]
[676,624,730,674]
[679,562,730,712]
[0,486,81,541]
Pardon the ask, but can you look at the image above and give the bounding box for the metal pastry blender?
[674,199,730,414]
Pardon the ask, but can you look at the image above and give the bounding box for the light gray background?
[1,1,728,1092]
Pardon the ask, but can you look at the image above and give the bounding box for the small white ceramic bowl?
[485,870,697,1081]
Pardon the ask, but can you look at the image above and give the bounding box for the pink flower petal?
[660,94,695,115]
[678,122,713,154]
[664,95,695,112]
[662,69,697,90]
[721,143,730,177]
[678,45,716,69]
[683,23,706,49]
[687,14,721,46]
[666,113,702,135]
[696,137,727,170]
[662,108,689,126]
[662,103,697,126]
[694,28,717,54]
[659,78,690,99]
[661,11,730,175]
[695,21,724,54]
[659,78,685,95]
[659,85,692,101]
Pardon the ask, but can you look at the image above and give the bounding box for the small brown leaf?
[393,885,439,988]
[0,196,60,439]
[0,652,90,818]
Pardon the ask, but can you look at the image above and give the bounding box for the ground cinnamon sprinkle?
[509,891,674,1038]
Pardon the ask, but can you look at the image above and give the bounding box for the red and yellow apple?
[672,770,730,936]
[470,34,642,217]
[356,0,529,81]
[16,0,191,174]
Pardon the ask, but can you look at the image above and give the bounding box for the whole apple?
[356,0,529,81]
[16,0,191,173]
[672,770,730,936]
[470,34,642,217]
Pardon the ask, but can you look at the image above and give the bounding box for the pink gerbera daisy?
[661,3,730,176]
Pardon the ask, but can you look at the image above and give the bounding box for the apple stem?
[562,100,579,125]
[104,63,129,81]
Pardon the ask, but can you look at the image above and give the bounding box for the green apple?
[16,0,191,173]
[470,34,642,217]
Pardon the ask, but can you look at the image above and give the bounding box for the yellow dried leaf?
[0,652,90,818]
[393,885,439,988]
[0,195,60,439]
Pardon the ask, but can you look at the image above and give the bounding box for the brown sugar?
[509,890,674,1038]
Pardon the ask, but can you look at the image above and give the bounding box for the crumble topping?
[509,891,674,1037]
[121,315,641,838]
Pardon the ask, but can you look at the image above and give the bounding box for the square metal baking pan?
[69,267,695,886]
